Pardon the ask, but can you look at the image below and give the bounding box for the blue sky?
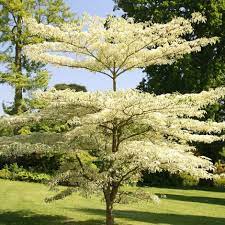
[0,0,144,114]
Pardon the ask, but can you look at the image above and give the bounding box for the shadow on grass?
[142,186,225,193]
[77,208,225,225]
[0,211,103,225]
[1,208,225,225]
[156,193,225,206]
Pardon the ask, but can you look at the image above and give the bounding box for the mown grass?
[0,179,225,225]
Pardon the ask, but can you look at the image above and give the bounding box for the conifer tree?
[0,0,74,114]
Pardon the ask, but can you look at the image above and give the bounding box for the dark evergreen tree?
[54,83,87,92]
[114,0,225,94]
[114,0,225,174]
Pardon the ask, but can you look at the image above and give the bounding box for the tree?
[1,88,225,225]
[114,0,225,169]
[23,13,217,91]
[54,83,87,92]
[0,0,74,114]
[1,14,225,225]
[114,0,225,94]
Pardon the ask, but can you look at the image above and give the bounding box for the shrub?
[0,163,51,183]
[215,160,225,174]
[139,171,200,188]
[139,171,184,187]
[180,173,199,187]
[0,168,11,179]
[213,174,225,189]
[0,151,63,174]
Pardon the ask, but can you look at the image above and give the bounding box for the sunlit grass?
[0,179,225,225]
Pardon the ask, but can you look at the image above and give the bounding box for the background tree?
[114,0,225,93]
[114,0,225,165]
[54,83,87,92]
[0,0,74,115]
[0,14,221,225]
[112,0,225,90]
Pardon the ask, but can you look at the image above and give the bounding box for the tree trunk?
[106,199,114,225]
[104,182,119,225]
[113,78,117,92]
[13,15,23,114]
[108,69,118,225]
[13,87,23,114]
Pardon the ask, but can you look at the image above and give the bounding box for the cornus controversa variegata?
[0,13,224,225]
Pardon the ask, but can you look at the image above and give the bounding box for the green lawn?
[0,179,225,225]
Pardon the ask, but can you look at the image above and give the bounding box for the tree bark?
[13,15,23,114]
[104,182,119,225]
[113,78,117,92]
[14,86,23,114]
[106,200,114,225]
[107,70,118,225]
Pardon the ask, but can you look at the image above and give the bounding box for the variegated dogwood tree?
[23,12,217,91]
[1,13,225,225]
